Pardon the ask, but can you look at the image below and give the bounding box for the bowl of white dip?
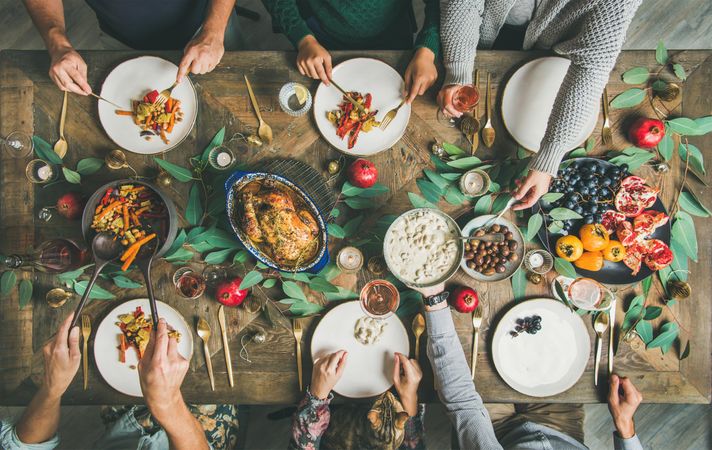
[383,208,463,288]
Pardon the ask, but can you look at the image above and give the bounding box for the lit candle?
[528,252,544,269]
[216,151,233,167]
[336,246,364,273]
[37,164,52,181]
[459,169,489,196]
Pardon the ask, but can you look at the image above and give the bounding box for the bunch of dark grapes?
[510,315,542,337]
[545,160,631,232]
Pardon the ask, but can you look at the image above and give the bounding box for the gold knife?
[218,305,234,388]
[472,69,480,154]
[328,78,367,114]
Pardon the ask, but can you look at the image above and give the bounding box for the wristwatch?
[424,291,449,307]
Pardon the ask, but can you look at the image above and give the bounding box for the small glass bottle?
[3,239,89,273]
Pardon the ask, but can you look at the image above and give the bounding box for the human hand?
[138,319,189,423]
[403,48,437,104]
[48,45,91,95]
[392,352,422,416]
[512,169,552,210]
[296,35,332,85]
[437,84,464,119]
[41,313,81,399]
[608,374,643,439]
[310,350,347,400]
[177,30,225,82]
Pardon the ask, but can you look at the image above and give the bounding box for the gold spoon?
[593,312,610,386]
[197,317,216,391]
[244,75,273,145]
[54,91,68,158]
[412,313,425,360]
[46,288,72,308]
[482,73,495,148]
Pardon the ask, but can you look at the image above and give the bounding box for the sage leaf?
[327,223,345,239]
[18,279,32,309]
[666,117,700,136]
[548,207,583,221]
[73,280,115,300]
[289,301,323,316]
[62,167,81,184]
[343,215,364,237]
[672,63,686,81]
[408,192,436,209]
[644,306,662,320]
[678,142,706,175]
[344,197,373,209]
[1,271,17,296]
[610,88,646,109]
[446,156,481,170]
[308,276,340,293]
[647,322,679,354]
[657,133,674,161]
[76,157,104,175]
[444,185,466,205]
[112,275,143,289]
[423,169,451,190]
[636,320,653,344]
[200,126,226,161]
[526,213,543,241]
[239,270,263,290]
[416,178,443,204]
[204,248,233,265]
[357,183,389,198]
[554,258,577,279]
[511,267,527,300]
[655,40,668,65]
[282,280,307,301]
[622,67,649,84]
[32,136,63,164]
[341,181,364,197]
[671,211,698,262]
[154,158,194,182]
[678,191,711,217]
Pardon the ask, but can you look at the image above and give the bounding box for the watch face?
[426,292,448,306]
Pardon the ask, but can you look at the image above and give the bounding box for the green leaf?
[641,275,653,297]
[442,142,466,157]
[554,258,577,279]
[644,306,662,320]
[112,275,143,289]
[609,152,655,171]
[694,116,712,135]
[636,320,653,344]
[282,280,307,301]
[281,272,311,283]
[657,133,674,161]
[541,192,564,203]
[57,266,88,283]
[549,207,583,221]
[671,211,698,261]
[491,194,512,214]
[205,229,242,249]
[341,181,364,197]
[76,157,104,176]
[680,341,690,360]
[553,280,575,312]
[666,118,700,136]
[308,277,340,293]
[444,185,466,205]
[622,295,645,332]
[154,158,194,182]
[327,223,345,239]
[547,220,564,234]
[18,279,32,309]
[408,192,436,209]
[204,248,233,265]
[622,67,650,84]
[511,267,527,300]
[446,156,481,170]
[73,280,115,300]
[262,278,277,288]
[416,179,443,203]
[239,270,263,290]
[678,142,706,175]
[647,322,679,354]
[289,301,324,316]
[190,241,216,253]
[423,169,451,190]
[655,40,668,65]
[62,167,81,184]
[526,214,543,241]
[343,215,364,237]
[32,136,63,164]
[671,63,686,80]
[473,195,493,215]
[233,250,250,264]
[430,154,452,172]
[163,247,194,262]
[200,127,226,161]
[358,183,390,198]
[488,181,501,193]
[324,286,358,301]
[652,80,667,92]
[440,173,462,181]
[186,226,206,241]
[679,191,711,217]
[330,208,340,218]
[186,183,203,226]
[610,88,646,109]
[1,271,17,297]
[568,148,587,158]
[166,230,187,256]
[344,197,374,209]
[317,263,341,281]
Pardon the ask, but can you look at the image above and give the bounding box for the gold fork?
[293,319,304,391]
[601,87,613,146]
[380,100,405,131]
[81,314,91,390]
[471,306,483,380]
[481,73,496,148]
[155,81,178,107]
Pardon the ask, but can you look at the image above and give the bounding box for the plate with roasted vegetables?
[98,56,197,154]
[313,58,411,155]
[94,298,193,397]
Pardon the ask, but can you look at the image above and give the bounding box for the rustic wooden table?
[0,50,709,406]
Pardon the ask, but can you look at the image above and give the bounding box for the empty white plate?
[492,298,590,397]
[311,301,409,398]
[313,58,411,156]
[501,57,599,153]
[94,298,193,397]
[98,56,198,154]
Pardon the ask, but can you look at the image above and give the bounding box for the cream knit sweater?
[441,0,643,176]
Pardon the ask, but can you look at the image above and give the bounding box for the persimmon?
[555,235,584,262]
[574,251,604,271]
[602,240,626,262]
[579,224,610,252]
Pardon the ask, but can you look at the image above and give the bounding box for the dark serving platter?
[532,158,671,285]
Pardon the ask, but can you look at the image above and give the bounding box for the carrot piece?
[159,128,168,144]
[166,113,175,133]
[119,334,126,363]
[165,98,173,112]
[121,250,138,272]
[120,245,139,262]
[130,211,141,227]
[96,201,121,221]
[115,110,134,116]
[122,205,130,232]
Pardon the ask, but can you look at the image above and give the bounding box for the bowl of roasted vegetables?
[81,180,177,270]
[225,170,329,273]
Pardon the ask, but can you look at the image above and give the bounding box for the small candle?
[460,169,489,196]
[37,164,52,181]
[216,151,233,167]
[336,246,364,273]
[528,252,544,269]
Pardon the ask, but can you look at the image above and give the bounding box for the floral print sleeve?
[289,390,333,450]
[400,403,426,450]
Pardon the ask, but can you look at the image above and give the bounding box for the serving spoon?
[135,237,160,328]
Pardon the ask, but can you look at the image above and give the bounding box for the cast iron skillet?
[532,158,671,285]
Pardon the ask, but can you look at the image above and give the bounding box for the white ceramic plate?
[460,215,525,282]
[313,58,411,156]
[492,298,590,397]
[94,298,193,397]
[501,57,599,153]
[98,56,198,154]
[311,301,410,398]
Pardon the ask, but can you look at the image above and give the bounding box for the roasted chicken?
[238,181,320,266]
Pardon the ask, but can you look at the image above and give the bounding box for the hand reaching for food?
[297,35,332,84]
[310,350,348,400]
[392,352,422,417]
[42,313,81,398]
[404,48,438,104]
[48,45,92,95]
[177,30,225,81]
[607,374,643,439]
[512,169,553,210]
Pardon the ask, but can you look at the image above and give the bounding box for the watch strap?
[424,291,449,307]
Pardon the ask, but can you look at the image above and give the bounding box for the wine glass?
[2,131,33,157]
[437,85,480,128]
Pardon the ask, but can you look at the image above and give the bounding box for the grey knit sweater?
[440,0,643,176]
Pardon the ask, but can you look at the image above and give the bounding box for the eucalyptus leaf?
[204,248,233,264]
[672,63,686,81]
[408,192,436,209]
[647,322,679,353]
[446,156,481,170]
[666,118,700,136]
[678,191,711,217]
[652,80,667,92]
[154,158,194,182]
[289,301,324,316]
[18,279,32,309]
[655,40,668,65]
[442,142,466,156]
[568,148,587,158]
[344,197,374,209]
[0,271,17,296]
[610,88,646,109]
[444,185,466,205]
[32,136,63,164]
[358,183,390,198]
[553,280,574,312]
[671,211,698,262]
[636,320,653,344]
[554,258,577,279]
[317,262,341,281]
[62,167,81,184]
[641,275,653,297]
[112,275,143,289]
[416,178,443,203]
[526,213,543,241]
[76,157,104,175]
[57,267,88,283]
[308,276,340,293]
[73,280,115,300]
[680,341,690,360]
[205,229,242,249]
[330,208,340,218]
[186,226,206,241]
[657,133,674,161]
[396,291,422,318]
[694,116,712,135]
[200,127,226,161]
[233,250,250,264]
[282,280,307,301]
[622,67,650,84]
[541,193,564,203]
[343,215,364,237]
[281,271,311,283]
[549,207,583,221]
[547,220,564,234]
[163,247,194,262]
[185,183,203,226]
[239,270,263,290]
[430,154,452,172]
[324,286,358,301]
[262,278,277,288]
[511,267,527,300]
[440,173,462,181]
[423,169,451,190]
[327,223,345,239]
[341,181,364,197]
[644,306,662,320]
[678,142,706,175]
[167,230,187,256]
[491,194,512,214]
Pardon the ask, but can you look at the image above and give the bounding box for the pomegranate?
[628,117,665,148]
[449,286,479,313]
[347,158,378,188]
[56,192,84,220]
[215,278,249,307]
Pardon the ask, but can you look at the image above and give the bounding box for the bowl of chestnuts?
[459,215,525,282]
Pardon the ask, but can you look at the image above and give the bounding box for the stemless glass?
[2,131,33,158]
[437,85,480,128]
[567,277,612,311]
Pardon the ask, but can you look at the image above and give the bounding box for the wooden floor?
[0,0,710,448]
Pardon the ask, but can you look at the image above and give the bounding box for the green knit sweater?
[261,0,440,56]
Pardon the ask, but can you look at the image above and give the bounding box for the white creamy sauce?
[354,316,387,345]
[386,210,459,284]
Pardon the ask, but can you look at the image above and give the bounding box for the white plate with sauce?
[98,56,198,154]
[93,298,193,397]
[313,58,411,156]
[311,301,409,398]
[492,298,590,397]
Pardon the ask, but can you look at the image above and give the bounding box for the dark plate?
[532,158,671,285]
